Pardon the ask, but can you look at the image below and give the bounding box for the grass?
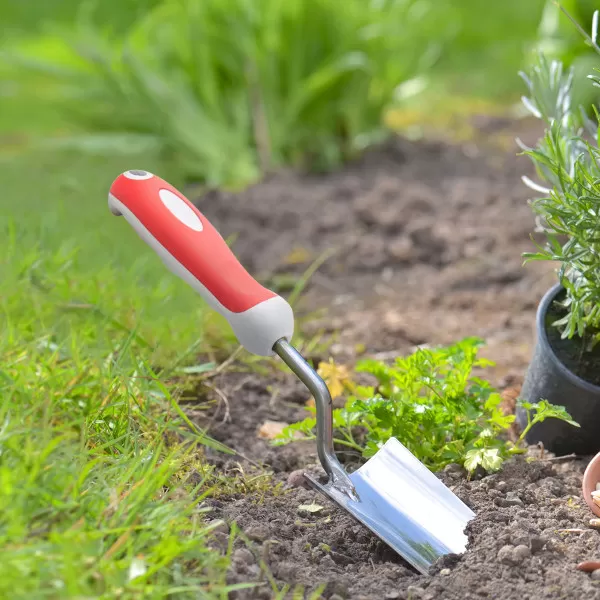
[0,149,233,358]
[2,0,161,40]
[0,146,251,597]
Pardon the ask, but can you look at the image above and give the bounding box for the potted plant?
[516,49,600,454]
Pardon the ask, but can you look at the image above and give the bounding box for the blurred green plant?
[537,0,597,62]
[1,0,161,41]
[427,0,547,98]
[3,0,455,187]
[4,0,600,186]
[534,0,600,108]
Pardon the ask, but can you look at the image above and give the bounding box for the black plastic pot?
[516,283,600,455]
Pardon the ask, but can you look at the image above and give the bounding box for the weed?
[515,399,580,445]
[274,338,577,474]
[198,463,287,502]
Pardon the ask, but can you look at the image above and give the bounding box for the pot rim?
[536,283,600,395]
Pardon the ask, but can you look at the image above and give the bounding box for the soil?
[187,116,600,599]
[545,292,600,387]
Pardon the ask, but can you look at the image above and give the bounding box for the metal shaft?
[273,339,357,499]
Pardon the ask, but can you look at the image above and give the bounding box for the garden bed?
[191,118,600,598]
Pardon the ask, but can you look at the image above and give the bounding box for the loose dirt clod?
[286,469,311,489]
[406,585,425,598]
[502,492,524,507]
[232,548,255,565]
[207,519,230,535]
[530,536,547,553]
[513,545,531,561]
[497,545,515,565]
[496,480,508,492]
[245,525,269,542]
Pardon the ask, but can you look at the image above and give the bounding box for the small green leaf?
[523,399,580,428]
[271,417,317,446]
[463,448,483,473]
[480,448,504,472]
[464,447,504,473]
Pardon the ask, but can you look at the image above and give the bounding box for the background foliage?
[2,0,599,187]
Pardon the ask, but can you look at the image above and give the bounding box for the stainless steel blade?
[305,437,475,575]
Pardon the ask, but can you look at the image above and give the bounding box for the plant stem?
[511,408,534,452]
[553,2,600,54]
[333,436,364,452]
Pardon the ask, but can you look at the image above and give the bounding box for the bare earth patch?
[190,118,600,598]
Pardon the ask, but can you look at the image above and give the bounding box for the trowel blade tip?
[303,439,474,576]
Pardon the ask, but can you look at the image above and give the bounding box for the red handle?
[109,171,274,312]
[108,170,294,356]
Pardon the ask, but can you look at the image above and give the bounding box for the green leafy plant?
[3,0,454,187]
[519,16,600,348]
[516,399,580,440]
[274,338,578,474]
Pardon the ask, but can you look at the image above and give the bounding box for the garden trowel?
[108,170,475,574]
